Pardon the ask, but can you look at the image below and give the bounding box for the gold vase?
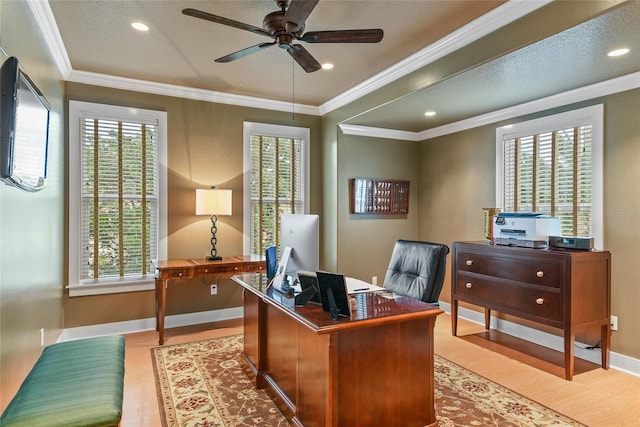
[483,208,501,243]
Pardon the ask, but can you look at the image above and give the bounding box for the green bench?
[0,335,125,427]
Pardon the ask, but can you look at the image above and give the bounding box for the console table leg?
[154,277,161,332]
[158,279,167,345]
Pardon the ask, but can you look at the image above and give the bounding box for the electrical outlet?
[40,328,45,347]
[610,315,618,331]
[372,276,378,286]
[210,284,218,295]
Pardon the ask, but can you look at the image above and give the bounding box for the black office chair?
[382,240,450,304]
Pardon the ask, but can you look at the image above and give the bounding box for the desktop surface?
[233,272,442,332]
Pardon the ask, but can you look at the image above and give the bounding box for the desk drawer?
[242,262,265,273]
[196,264,238,275]
[456,250,562,288]
[165,269,193,279]
[456,272,562,322]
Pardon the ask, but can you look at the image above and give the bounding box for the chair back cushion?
[383,240,449,303]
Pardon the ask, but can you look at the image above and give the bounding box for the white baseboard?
[59,307,243,342]
[58,303,640,378]
[439,301,640,378]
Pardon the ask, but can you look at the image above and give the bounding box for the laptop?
[315,271,351,318]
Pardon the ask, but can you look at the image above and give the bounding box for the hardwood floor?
[121,314,640,426]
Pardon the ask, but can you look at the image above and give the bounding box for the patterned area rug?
[151,335,585,427]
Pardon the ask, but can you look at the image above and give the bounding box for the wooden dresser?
[451,241,611,380]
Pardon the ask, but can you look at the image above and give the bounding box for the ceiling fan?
[182,0,384,73]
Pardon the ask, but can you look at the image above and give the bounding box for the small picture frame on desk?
[316,271,351,318]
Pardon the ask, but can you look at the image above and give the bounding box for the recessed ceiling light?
[131,22,149,32]
[424,111,436,117]
[322,63,334,70]
[607,48,630,57]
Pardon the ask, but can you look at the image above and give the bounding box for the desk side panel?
[336,317,436,427]
[264,304,298,415]
[297,324,331,427]
[242,290,263,386]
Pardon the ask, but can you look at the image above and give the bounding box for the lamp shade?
[195,188,232,216]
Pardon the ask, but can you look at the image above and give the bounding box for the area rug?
[152,335,585,427]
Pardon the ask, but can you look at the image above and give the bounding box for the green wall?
[0,0,65,410]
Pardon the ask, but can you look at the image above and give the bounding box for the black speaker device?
[549,236,594,250]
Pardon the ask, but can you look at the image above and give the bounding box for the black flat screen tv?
[0,56,51,192]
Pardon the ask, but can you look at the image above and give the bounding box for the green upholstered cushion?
[0,335,125,427]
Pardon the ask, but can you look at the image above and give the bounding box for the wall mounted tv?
[0,56,51,192]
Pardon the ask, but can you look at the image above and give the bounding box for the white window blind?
[243,122,310,257]
[69,101,167,296]
[79,118,159,280]
[496,105,603,247]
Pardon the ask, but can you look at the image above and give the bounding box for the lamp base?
[206,255,222,261]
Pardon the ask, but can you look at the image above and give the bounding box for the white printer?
[493,213,560,248]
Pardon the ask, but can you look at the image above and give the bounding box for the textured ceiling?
[48,0,504,105]
[46,0,639,133]
[346,1,640,132]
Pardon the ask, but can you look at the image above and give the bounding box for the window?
[68,101,167,296]
[496,104,603,248]
[243,122,310,257]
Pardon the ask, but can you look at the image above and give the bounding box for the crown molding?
[339,72,640,142]
[34,0,546,116]
[417,71,640,140]
[338,124,416,142]
[67,70,320,115]
[319,0,551,115]
[27,0,72,78]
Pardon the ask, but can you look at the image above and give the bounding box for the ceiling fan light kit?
[182,0,383,73]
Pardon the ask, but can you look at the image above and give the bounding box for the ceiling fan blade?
[215,42,276,63]
[287,44,322,73]
[283,0,319,32]
[182,8,271,38]
[299,29,384,43]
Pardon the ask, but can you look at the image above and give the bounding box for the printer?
[493,213,560,248]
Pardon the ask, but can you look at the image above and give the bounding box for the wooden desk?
[153,256,265,345]
[233,273,443,427]
[451,241,611,380]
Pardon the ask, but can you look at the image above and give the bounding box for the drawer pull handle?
[536,298,544,305]
[465,282,473,289]
[466,260,473,266]
[204,269,209,273]
[178,272,182,277]
[536,271,544,278]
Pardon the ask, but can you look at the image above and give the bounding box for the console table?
[451,241,611,380]
[233,273,443,427]
[153,256,265,345]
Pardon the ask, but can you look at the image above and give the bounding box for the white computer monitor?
[280,214,319,276]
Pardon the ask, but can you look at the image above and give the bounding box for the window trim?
[495,104,604,249]
[68,100,168,296]
[242,121,310,255]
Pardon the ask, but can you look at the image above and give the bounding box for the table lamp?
[195,188,232,261]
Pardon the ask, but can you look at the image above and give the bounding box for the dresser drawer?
[456,250,562,288]
[456,272,562,322]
